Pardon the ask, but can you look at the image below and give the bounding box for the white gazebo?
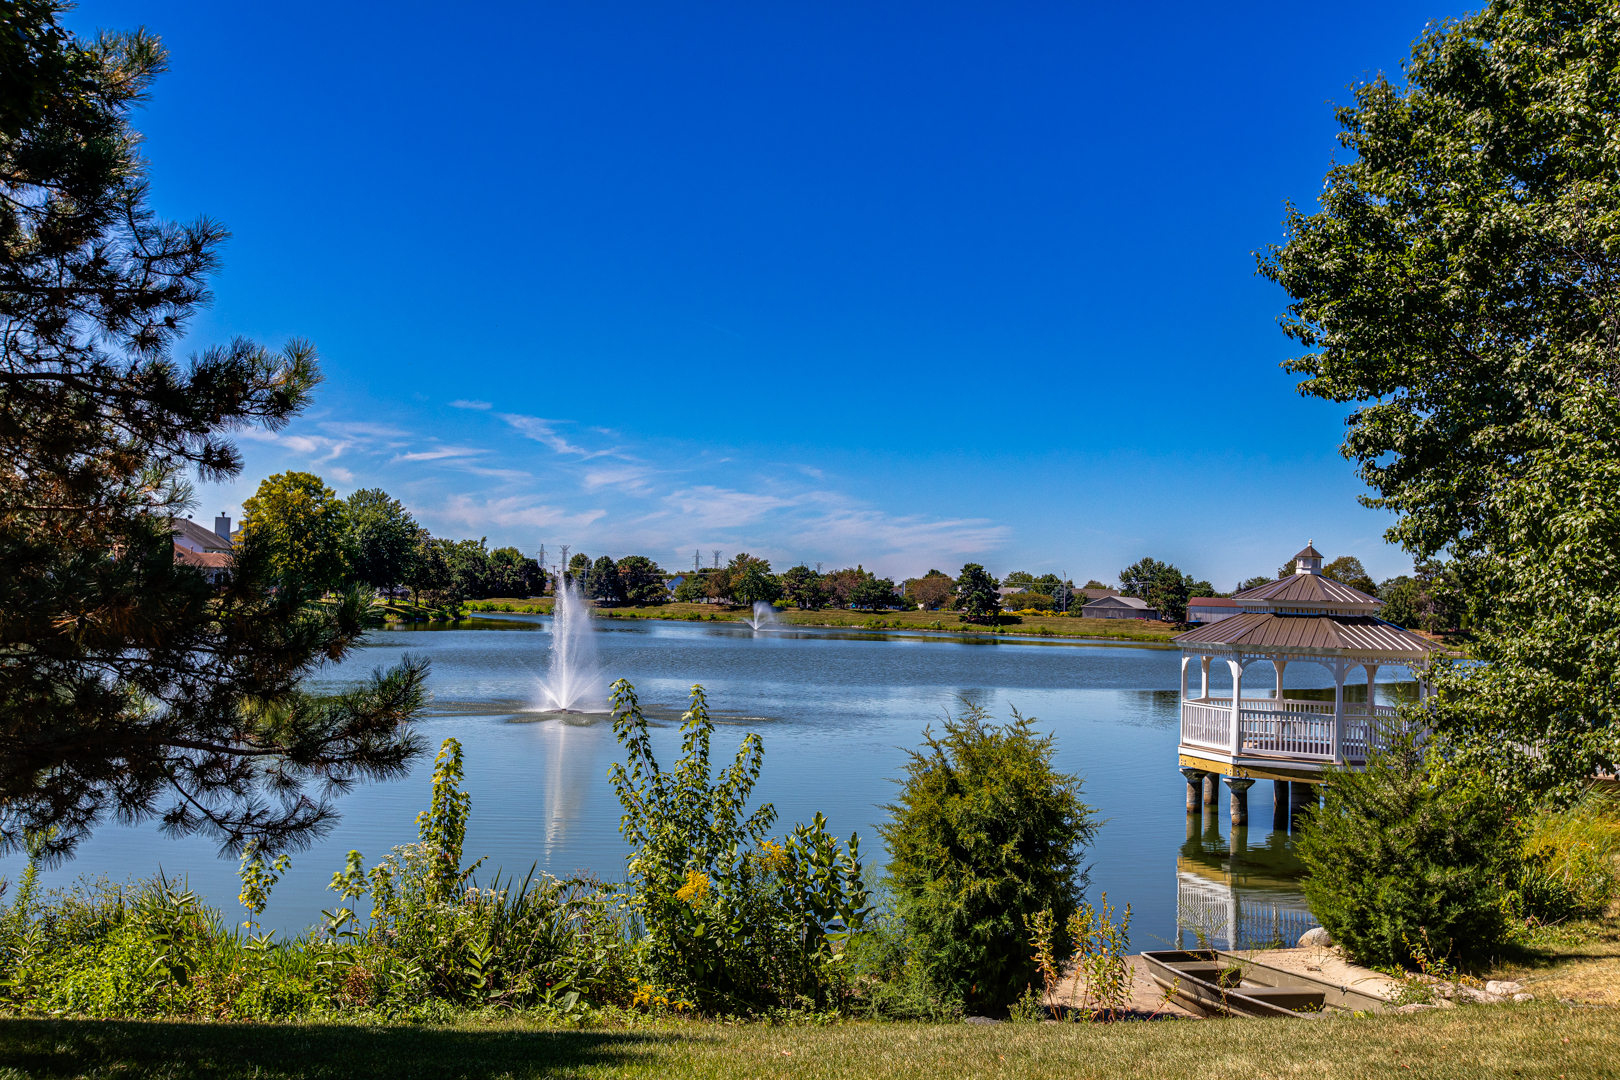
[1173,543,1440,826]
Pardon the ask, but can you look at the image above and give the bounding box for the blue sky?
[68,1,1454,589]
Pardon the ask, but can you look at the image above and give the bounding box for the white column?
[1332,661,1346,764]
[1365,663,1380,711]
[1200,656,1210,699]
[1228,659,1245,757]
[1180,655,1190,701]
[1273,659,1289,703]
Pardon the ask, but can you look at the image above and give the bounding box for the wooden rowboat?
[1140,949,1388,1018]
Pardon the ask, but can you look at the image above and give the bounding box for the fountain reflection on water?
[742,601,781,631]
[534,575,606,713]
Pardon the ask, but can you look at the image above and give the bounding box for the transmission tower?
[712,549,721,569]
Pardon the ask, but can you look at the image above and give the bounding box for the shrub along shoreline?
[447,599,1184,644]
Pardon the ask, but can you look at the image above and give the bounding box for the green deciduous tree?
[345,488,417,594]
[0,7,428,863]
[489,546,544,597]
[880,704,1096,1013]
[615,555,666,605]
[241,472,350,593]
[729,554,781,608]
[848,575,899,611]
[1259,1,1620,797]
[954,563,1000,624]
[404,530,449,610]
[780,564,827,610]
[588,554,624,604]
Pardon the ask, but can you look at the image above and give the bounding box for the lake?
[1,615,1414,950]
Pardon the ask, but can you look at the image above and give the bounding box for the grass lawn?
[1485,915,1620,1007]
[0,1006,1612,1079]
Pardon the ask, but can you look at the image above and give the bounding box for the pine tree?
[0,7,427,863]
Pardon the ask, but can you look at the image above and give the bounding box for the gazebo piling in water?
[1173,544,1439,826]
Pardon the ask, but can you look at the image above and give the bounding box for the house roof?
[1173,610,1438,656]
[174,544,230,570]
[1232,573,1379,608]
[1085,595,1151,610]
[1079,587,1120,600]
[1188,597,1237,608]
[172,517,231,552]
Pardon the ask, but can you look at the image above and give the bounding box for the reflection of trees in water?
[1176,814,1314,950]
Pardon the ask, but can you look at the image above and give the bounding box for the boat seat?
[1233,986,1328,1012]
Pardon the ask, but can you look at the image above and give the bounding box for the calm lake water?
[2,616,1414,950]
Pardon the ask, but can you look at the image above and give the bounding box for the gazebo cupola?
[1172,541,1440,829]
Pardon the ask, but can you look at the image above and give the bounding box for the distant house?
[1187,597,1238,624]
[1081,595,1157,620]
[174,544,231,584]
[170,515,233,585]
[172,515,233,554]
[1078,587,1120,602]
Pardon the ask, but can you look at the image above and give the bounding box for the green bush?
[609,680,870,1013]
[878,703,1096,1013]
[1515,790,1620,924]
[1297,740,1524,968]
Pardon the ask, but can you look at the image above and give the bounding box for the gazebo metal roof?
[1173,610,1439,659]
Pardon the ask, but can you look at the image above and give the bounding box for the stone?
[1298,926,1333,948]
[963,1016,1002,1025]
[1394,1003,1438,1014]
[1513,993,1535,1003]
[1485,980,1524,996]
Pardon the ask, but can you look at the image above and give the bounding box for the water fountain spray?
[535,573,605,712]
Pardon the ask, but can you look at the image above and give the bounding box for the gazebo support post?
[1332,661,1347,765]
[1180,767,1205,814]
[1199,656,1210,699]
[1273,658,1289,702]
[1289,780,1317,829]
[1203,772,1219,810]
[1227,659,1245,757]
[1225,776,1255,826]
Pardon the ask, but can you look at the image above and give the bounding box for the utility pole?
[694,549,700,573]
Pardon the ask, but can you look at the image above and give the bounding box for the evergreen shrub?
[879,704,1096,1013]
[1297,738,1523,968]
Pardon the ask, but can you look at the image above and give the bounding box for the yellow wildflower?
[674,869,710,905]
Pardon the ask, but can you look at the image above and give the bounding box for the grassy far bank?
[445,599,1183,644]
[1,1007,1612,1080]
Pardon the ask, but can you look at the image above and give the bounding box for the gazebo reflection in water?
[1174,815,1314,951]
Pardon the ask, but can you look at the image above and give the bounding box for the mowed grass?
[0,1007,1613,1080]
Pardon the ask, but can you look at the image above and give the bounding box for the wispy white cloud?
[582,464,659,494]
[499,413,620,459]
[393,445,487,463]
[450,399,492,410]
[236,428,351,462]
[431,494,608,535]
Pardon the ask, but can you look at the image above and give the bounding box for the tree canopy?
[241,471,350,592]
[346,488,417,592]
[0,7,426,862]
[955,563,1000,623]
[1259,0,1620,796]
